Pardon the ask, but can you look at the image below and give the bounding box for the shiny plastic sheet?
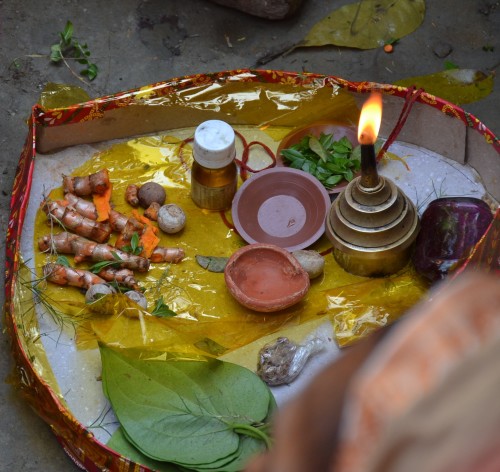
[33,128,428,354]
[5,69,497,472]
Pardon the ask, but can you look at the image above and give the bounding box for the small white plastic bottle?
[190,119,237,211]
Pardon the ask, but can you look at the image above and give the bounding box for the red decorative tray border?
[4,69,499,471]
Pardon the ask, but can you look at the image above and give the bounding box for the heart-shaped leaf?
[100,345,274,467]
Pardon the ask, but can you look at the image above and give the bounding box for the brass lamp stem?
[360,144,380,188]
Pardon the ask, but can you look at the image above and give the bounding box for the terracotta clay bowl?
[224,243,310,312]
[276,121,359,194]
[232,167,330,252]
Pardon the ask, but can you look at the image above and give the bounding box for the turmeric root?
[38,232,150,272]
[144,202,160,221]
[125,184,140,207]
[108,209,144,233]
[63,168,111,196]
[43,263,106,289]
[150,246,185,264]
[65,192,144,233]
[131,209,159,233]
[97,267,141,291]
[139,225,161,258]
[64,193,98,220]
[93,183,113,222]
[42,200,112,243]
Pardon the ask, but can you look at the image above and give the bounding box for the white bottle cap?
[193,120,236,169]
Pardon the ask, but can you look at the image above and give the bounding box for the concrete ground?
[0,0,498,470]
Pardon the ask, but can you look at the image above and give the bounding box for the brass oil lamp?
[325,93,420,277]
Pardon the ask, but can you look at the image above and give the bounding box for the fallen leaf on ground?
[301,0,425,50]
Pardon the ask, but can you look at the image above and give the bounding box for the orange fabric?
[333,273,500,472]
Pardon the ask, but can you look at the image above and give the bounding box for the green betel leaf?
[395,69,494,105]
[107,428,182,471]
[100,345,273,467]
[302,0,425,49]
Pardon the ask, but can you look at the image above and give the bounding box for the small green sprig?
[50,20,98,80]
[122,233,143,256]
[151,296,177,318]
[56,255,72,267]
[89,252,123,273]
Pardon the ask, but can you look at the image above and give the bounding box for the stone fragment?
[207,0,304,20]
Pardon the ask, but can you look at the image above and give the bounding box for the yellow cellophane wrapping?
[32,125,428,362]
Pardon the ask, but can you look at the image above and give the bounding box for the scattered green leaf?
[122,233,143,256]
[89,252,123,274]
[195,255,229,273]
[281,133,359,189]
[56,255,72,267]
[100,345,275,469]
[50,20,99,81]
[444,60,459,70]
[151,296,177,318]
[194,337,229,356]
[301,0,425,50]
[395,69,494,105]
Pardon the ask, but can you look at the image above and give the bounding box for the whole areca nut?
[137,182,166,208]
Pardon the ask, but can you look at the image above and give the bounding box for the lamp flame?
[358,92,382,145]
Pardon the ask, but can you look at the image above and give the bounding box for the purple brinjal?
[413,197,493,283]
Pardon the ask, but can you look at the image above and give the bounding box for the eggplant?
[413,197,493,283]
